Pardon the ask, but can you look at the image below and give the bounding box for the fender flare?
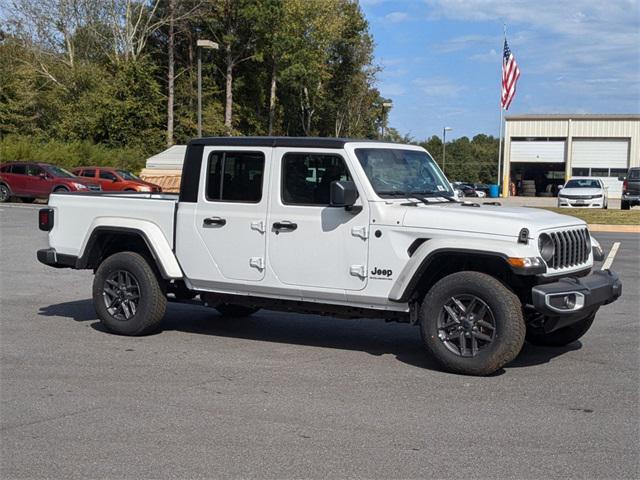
[388,239,539,303]
[77,218,183,279]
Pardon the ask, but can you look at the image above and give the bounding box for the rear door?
[7,163,27,194]
[193,147,270,282]
[267,148,369,291]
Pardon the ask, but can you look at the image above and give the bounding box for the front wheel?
[526,312,596,347]
[420,271,525,376]
[93,251,166,335]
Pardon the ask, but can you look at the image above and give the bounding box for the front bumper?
[557,197,605,208]
[531,270,621,332]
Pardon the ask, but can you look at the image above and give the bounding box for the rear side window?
[281,153,351,205]
[206,151,265,203]
[0,165,10,173]
[629,169,640,180]
[11,164,27,175]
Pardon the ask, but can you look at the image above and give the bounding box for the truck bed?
[47,192,179,257]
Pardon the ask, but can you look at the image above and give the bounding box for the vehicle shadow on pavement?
[39,299,583,374]
[39,299,97,322]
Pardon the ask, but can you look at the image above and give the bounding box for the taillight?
[39,208,54,231]
[622,180,628,192]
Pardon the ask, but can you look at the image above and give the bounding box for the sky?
[360,0,640,141]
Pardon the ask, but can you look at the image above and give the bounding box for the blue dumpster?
[489,184,499,198]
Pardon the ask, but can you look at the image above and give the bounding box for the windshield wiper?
[409,191,458,203]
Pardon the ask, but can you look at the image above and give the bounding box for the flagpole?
[497,106,504,191]
[497,23,507,195]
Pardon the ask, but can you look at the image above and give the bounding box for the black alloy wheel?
[437,294,496,357]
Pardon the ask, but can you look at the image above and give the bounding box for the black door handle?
[273,221,297,231]
[203,216,226,226]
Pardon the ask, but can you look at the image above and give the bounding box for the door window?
[206,151,265,203]
[80,169,96,178]
[99,171,118,181]
[26,165,44,176]
[281,153,351,205]
[11,164,27,175]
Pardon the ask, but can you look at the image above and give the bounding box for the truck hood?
[402,202,585,237]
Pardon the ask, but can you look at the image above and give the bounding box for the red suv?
[72,167,162,192]
[0,162,101,203]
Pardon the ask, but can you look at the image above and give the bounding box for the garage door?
[510,141,566,163]
[572,139,629,198]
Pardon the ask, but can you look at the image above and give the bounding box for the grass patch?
[538,207,640,225]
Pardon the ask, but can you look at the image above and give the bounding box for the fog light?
[545,292,585,313]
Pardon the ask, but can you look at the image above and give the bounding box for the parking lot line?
[601,241,621,270]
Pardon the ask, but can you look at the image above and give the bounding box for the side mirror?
[618,175,626,181]
[112,178,118,182]
[39,172,47,179]
[330,180,357,207]
[557,185,563,190]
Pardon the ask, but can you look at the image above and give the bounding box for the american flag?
[501,38,520,110]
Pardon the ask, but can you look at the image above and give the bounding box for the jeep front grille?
[548,228,590,269]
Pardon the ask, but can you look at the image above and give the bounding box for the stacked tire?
[521,180,536,197]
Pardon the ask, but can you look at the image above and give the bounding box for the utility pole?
[196,40,219,138]
[442,127,452,173]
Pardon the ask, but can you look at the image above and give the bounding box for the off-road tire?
[216,304,260,317]
[526,312,596,347]
[621,200,630,210]
[420,271,525,376]
[93,251,166,335]
[0,184,11,203]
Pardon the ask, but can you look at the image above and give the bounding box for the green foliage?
[420,134,500,184]
[0,135,147,172]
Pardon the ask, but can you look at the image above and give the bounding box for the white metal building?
[502,114,640,198]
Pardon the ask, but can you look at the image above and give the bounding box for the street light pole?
[196,40,219,138]
[442,127,452,174]
[380,101,393,140]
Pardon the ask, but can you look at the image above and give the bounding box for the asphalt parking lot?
[1,204,639,479]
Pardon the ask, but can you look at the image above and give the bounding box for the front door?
[267,149,369,291]
[194,148,270,282]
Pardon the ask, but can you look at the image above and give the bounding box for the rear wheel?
[93,251,166,335]
[0,184,11,203]
[621,200,630,210]
[526,312,596,347]
[419,271,525,376]
[215,304,260,318]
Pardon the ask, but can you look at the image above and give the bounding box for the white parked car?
[37,138,621,376]
[557,177,608,209]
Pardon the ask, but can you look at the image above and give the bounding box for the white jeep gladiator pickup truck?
[37,137,622,375]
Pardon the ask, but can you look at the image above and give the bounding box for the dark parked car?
[0,162,101,203]
[620,167,640,210]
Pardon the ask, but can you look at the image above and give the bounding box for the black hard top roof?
[188,136,400,148]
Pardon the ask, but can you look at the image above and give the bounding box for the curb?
[588,224,640,233]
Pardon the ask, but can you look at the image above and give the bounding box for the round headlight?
[538,233,555,262]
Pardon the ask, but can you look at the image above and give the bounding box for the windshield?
[116,170,141,181]
[45,165,76,178]
[565,179,600,189]
[354,148,452,198]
